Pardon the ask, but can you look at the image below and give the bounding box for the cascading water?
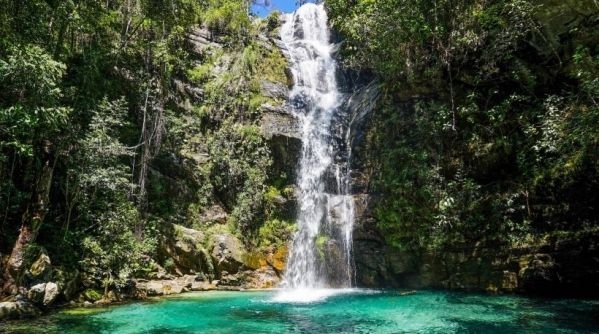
[275,3,355,301]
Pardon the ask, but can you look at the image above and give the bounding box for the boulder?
[240,267,280,289]
[191,281,217,291]
[211,233,245,274]
[176,274,198,289]
[27,283,47,305]
[25,282,58,307]
[136,279,185,296]
[43,282,59,306]
[198,204,228,224]
[161,224,209,275]
[0,301,40,320]
[162,280,184,295]
[142,280,165,296]
[219,273,241,286]
[28,250,52,281]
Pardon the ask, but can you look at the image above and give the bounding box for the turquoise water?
[3,290,599,333]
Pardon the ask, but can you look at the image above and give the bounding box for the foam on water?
[271,288,361,304]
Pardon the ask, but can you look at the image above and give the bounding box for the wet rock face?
[351,195,399,288]
[260,108,301,141]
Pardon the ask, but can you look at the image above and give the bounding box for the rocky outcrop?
[159,224,211,276]
[260,106,301,140]
[187,26,222,55]
[136,279,185,296]
[261,80,288,100]
[261,105,302,184]
[210,233,245,275]
[519,253,561,293]
[198,204,228,225]
[238,267,280,289]
[26,284,47,305]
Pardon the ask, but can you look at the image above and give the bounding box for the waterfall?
[276,3,355,299]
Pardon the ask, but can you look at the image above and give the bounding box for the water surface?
[3,290,598,333]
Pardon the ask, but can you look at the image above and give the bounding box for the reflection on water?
[3,290,599,334]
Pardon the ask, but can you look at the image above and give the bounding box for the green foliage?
[346,0,599,263]
[265,11,281,33]
[0,0,289,293]
[0,45,71,154]
[203,0,251,43]
[75,98,133,202]
[188,62,214,84]
[208,121,272,232]
[82,289,103,302]
[315,235,329,260]
[80,202,156,289]
[257,219,295,248]
[327,0,537,84]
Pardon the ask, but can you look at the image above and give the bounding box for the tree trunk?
[2,140,55,298]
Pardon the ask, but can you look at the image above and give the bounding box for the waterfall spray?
[276,3,355,301]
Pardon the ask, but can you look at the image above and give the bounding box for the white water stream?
[275,3,355,302]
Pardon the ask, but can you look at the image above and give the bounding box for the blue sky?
[251,0,301,17]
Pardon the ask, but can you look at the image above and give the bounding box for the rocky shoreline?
[0,274,281,321]
[0,282,280,321]
[1,221,286,321]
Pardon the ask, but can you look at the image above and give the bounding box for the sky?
[250,0,302,17]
